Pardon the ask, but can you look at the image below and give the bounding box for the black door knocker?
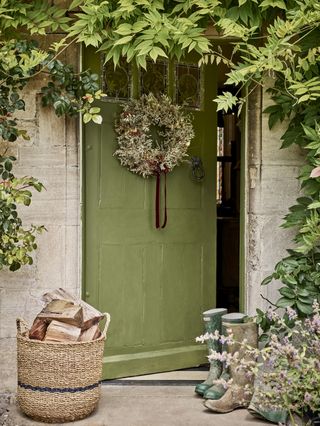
[190,156,205,182]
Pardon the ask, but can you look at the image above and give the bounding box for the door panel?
[84,49,217,378]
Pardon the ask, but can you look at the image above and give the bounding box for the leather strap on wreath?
[155,171,167,229]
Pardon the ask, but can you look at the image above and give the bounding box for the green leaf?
[307,201,320,209]
[69,0,84,9]
[261,275,272,286]
[114,36,134,46]
[10,262,21,271]
[89,107,100,114]
[296,300,313,315]
[151,46,167,60]
[92,114,102,124]
[297,288,310,297]
[4,160,12,172]
[298,94,310,103]
[114,24,132,36]
[214,92,238,113]
[279,287,296,299]
[298,295,314,304]
[282,275,297,286]
[276,297,295,308]
[83,113,92,123]
[259,333,269,343]
[259,0,286,9]
[302,124,319,140]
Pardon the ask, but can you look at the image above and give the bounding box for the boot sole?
[204,402,245,413]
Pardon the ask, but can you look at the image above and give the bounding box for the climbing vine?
[207,1,320,323]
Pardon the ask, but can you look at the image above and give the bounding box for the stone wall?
[0,42,81,392]
[244,86,305,315]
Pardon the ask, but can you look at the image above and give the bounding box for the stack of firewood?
[29,288,104,342]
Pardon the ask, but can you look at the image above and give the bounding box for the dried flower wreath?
[114,93,194,228]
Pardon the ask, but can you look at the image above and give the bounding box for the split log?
[42,288,104,330]
[29,318,48,341]
[44,320,81,342]
[79,324,101,342]
[37,299,83,328]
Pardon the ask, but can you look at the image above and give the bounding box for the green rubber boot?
[195,308,227,396]
[204,321,258,413]
[247,362,288,423]
[248,402,287,424]
[204,313,247,401]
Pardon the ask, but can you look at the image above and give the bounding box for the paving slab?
[4,385,271,426]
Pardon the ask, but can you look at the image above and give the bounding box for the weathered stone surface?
[38,97,66,148]
[0,338,17,392]
[19,198,79,226]
[245,85,301,314]
[250,165,301,215]
[260,215,296,269]
[261,126,305,166]
[65,225,80,291]
[16,120,39,147]
[2,386,271,426]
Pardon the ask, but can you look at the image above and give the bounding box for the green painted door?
[83,49,217,379]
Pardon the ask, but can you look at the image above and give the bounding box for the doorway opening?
[215,57,242,313]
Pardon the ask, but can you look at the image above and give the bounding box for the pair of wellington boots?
[195,310,247,400]
[204,320,258,413]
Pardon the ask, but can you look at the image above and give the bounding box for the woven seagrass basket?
[16,313,110,423]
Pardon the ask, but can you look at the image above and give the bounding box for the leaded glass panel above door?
[101,56,203,107]
[175,63,202,109]
[102,57,131,101]
[140,60,168,97]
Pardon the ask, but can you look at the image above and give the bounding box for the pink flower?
[310,166,320,178]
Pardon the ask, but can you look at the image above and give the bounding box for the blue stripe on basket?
[18,381,101,393]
